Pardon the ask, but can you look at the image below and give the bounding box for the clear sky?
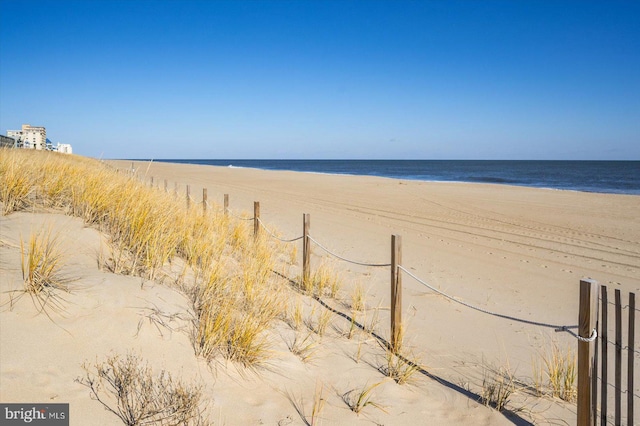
[1,0,638,159]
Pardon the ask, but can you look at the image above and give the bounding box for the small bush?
[77,353,209,426]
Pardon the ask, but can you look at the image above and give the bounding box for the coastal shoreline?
[133,158,640,196]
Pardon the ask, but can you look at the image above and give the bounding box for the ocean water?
[153,160,640,195]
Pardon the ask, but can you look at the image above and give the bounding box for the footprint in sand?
[562,269,573,274]
[540,264,548,269]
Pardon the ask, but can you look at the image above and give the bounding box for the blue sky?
[1,0,638,159]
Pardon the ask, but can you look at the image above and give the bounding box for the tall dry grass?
[15,225,71,317]
[533,341,577,402]
[0,148,287,367]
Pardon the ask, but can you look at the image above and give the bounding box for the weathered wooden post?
[302,214,310,288]
[577,279,598,426]
[616,289,622,425]
[600,286,608,425]
[186,185,191,209]
[164,179,168,193]
[203,188,208,213]
[224,194,229,216]
[150,176,154,188]
[253,201,260,239]
[628,292,636,424]
[391,235,402,352]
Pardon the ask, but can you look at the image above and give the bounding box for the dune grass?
[480,366,515,412]
[342,381,387,415]
[533,341,577,402]
[15,225,70,317]
[1,148,288,367]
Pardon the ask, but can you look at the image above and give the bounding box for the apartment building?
[7,124,47,149]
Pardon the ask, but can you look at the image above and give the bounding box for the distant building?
[56,143,72,154]
[5,124,73,154]
[6,130,23,147]
[7,124,47,150]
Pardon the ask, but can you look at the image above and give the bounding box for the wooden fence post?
[628,292,636,425]
[203,188,207,213]
[616,289,622,425]
[600,285,608,426]
[164,179,168,193]
[150,176,154,188]
[391,234,402,352]
[577,279,598,426]
[254,201,260,239]
[224,194,229,216]
[302,214,310,287]
[186,185,191,209]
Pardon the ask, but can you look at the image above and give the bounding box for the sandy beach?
[2,158,639,425]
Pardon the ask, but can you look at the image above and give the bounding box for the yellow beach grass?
[1,148,288,367]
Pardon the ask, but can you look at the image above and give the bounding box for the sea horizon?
[128,159,640,196]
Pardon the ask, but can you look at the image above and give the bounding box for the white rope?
[227,209,253,221]
[307,236,391,267]
[566,328,598,342]
[256,218,303,243]
[397,265,595,341]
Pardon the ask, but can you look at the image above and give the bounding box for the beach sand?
[1,159,638,425]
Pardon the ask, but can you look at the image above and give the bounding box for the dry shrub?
[77,353,210,425]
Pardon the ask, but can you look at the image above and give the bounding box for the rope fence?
[227,209,253,221]
[137,170,619,347]
[308,235,392,267]
[132,168,636,425]
[397,265,599,342]
[257,217,303,243]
